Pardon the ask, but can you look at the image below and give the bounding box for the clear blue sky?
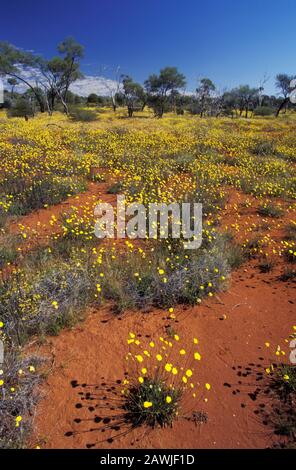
[2,0,296,94]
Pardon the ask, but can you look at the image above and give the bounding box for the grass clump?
[0,250,97,343]
[124,377,181,428]
[0,351,43,449]
[107,181,124,194]
[0,233,22,269]
[1,176,86,217]
[99,232,231,312]
[250,138,276,156]
[275,365,296,395]
[257,203,283,218]
[258,259,275,273]
[279,268,296,282]
[285,222,296,241]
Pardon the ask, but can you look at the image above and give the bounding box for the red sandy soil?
[22,187,295,449]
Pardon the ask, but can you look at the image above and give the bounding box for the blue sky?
[2,0,296,95]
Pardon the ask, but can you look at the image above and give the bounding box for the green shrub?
[124,377,181,428]
[253,106,274,116]
[0,351,43,449]
[7,98,34,120]
[257,203,283,218]
[285,223,296,241]
[69,107,98,122]
[250,139,276,156]
[107,181,124,194]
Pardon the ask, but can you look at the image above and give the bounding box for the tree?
[196,78,215,117]
[0,39,84,115]
[231,85,259,118]
[87,93,99,104]
[57,37,84,109]
[275,73,295,117]
[144,67,186,117]
[7,77,18,96]
[0,42,46,112]
[121,75,145,117]
[39,38,84,114]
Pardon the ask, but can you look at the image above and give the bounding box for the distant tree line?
[0,39,295,120]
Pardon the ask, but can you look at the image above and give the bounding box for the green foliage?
[107,181,123,194]
[7,97,33,120]
[257,203,283,218]
[69,107,98,122]
[99,232,231,312]
[253,106,274,116]
[250,138,276,156]
[124,377,181,428]
[145,67,186,117]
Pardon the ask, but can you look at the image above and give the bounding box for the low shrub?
[2,176,86,217]
[69,107,98,122]
[124,377,181,428]
[250,138,276,156]
[0,251,97,343]
[0,351,43,448]
[257,203,283,218]
[99,232,231,311]
[253,106,274,116]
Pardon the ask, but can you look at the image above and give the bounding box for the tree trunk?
[275,98,289,117]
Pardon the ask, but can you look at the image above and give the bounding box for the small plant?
[0,246,18,269]
[275,365,296,395]
[257,203,283,218]
[124,377,181,428]
[0,350,43,449]
[107,181,123,194]
[258,259,275,273]
[90,173,106,183]
[285,222,296,241]
[171,153,196,172]
[225,243,245,268]
[250,138,275,156]
[284,246,296,263]
[242,237,261,259]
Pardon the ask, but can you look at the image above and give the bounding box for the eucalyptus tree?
[144,67,186,117]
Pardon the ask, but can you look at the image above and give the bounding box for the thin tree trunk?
[275,98,289,117]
